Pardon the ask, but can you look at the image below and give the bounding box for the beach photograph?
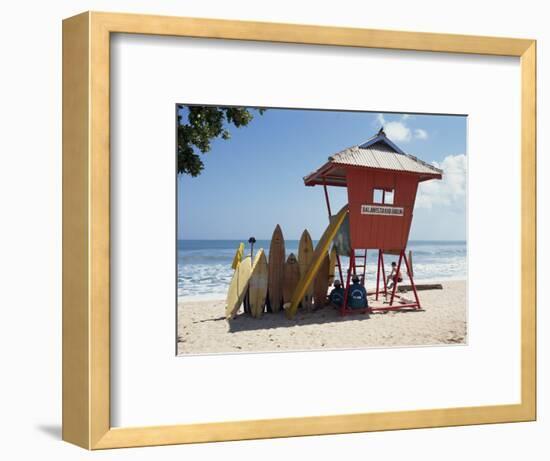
[176,106,467,355]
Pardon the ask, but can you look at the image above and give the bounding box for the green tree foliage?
[177,105,265,176]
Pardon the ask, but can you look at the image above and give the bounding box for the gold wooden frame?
[62,11,536,449]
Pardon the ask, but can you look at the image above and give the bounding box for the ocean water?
[177,240,467,299]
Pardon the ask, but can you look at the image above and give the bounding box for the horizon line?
[177,238,467,242]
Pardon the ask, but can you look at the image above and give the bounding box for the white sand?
[177,280,467,355]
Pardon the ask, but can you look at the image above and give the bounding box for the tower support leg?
[375,250,381,300]
[403,250,421,309]
[389,251,404,306]
[335,254,344,285]
[361,250,367,285]
[340,256,354,316]
[322,179,344,285]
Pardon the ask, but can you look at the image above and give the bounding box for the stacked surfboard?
[226,248,268,320]
[298,230,314,310]
[249,250,268,318]
[267,225,285,312]
[226,209,347,320]
[286,205,349,318]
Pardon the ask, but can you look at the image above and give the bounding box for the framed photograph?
[62,11,536,449]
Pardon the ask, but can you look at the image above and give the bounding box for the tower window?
[373,188,395,205]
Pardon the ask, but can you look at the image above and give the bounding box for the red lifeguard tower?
[304,128,443,315]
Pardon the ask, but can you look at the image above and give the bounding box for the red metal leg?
[375,250,381,301]
[341,256,354,316]
[322,181,332,216]
[322,178,344,285]
[361,250,367,284]
[389,251,404,306]
[403,251,421,309]
[335,253,344,285]
[370,303,419,311]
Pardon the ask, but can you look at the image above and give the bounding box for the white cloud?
[415,154,467,210]
[414,128,428,140]
[375,113,427,143]
[384,121,412,142]
[376,113,411,142]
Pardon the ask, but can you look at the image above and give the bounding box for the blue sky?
[177,107,467,241]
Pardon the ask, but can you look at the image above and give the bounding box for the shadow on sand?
[192,305,422,333]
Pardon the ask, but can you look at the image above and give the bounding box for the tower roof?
[303,130,442,187]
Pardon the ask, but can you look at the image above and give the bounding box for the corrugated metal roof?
[329,141,442,176]
[303,130,443,187]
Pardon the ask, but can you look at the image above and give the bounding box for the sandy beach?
[177,280,467,355]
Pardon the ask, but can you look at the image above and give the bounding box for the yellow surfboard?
[225,255,252,320]
[231,242,245,270]
[298,230,314,310]
[328,246,338,285]
[286,205,349,319]
[283,253,301,306]
[268,225,285,312]
[249,249,268,318]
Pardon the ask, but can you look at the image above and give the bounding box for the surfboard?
[249,249,268,318]
[231,242,245,270]
[328,246,338,286]
[283,253,300,306]
[298,230,314,310]
[225,255,252,320]
[314,252,330,309]
[287,205,349,319]
[268,224,285,312]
